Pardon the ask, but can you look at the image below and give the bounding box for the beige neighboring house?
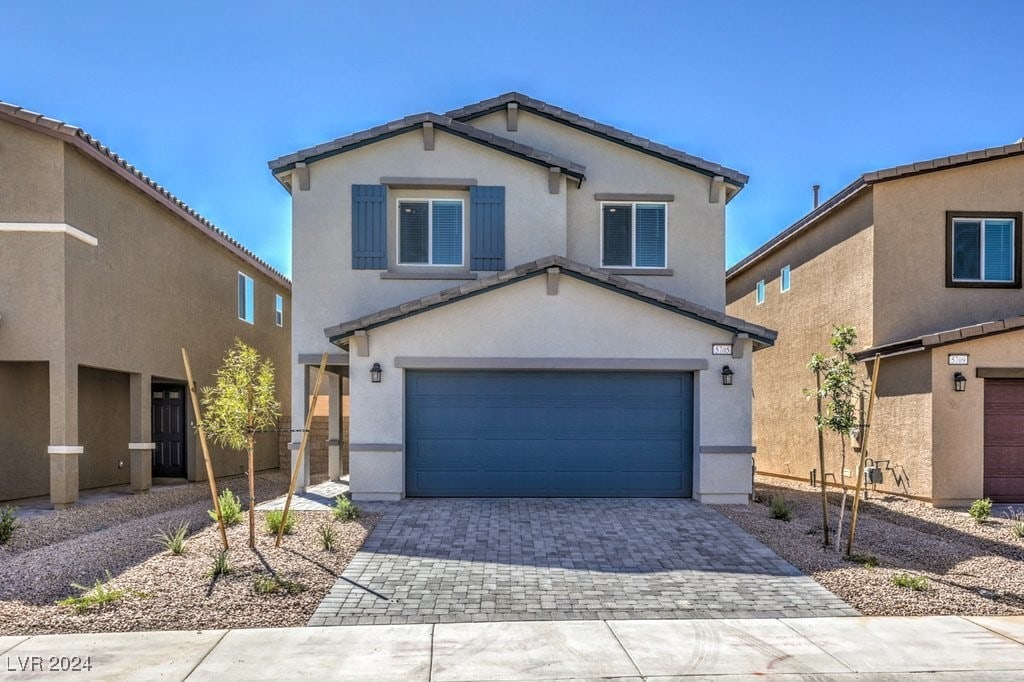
[727,141,1024,505]
[271,92,775,503]
[0,101,291,508]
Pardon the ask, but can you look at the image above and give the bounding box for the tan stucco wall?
[726,193,874,487]
[471,110,728,310]
[0,117,65,222]
[872,155,1024,345]
[0,362,49,500]
[0,233,66,362]
[929,330,1024,505]
[77,366,131,490]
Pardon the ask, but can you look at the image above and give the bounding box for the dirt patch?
[717,476,1024,616]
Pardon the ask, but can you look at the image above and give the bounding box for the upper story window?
[237,272,254,324]
[275,294,284,327]
[398,199,464,266]
[947,212,1021,288]
[601,202,667,268]
[780,265,791,292]
[755,279,765,305]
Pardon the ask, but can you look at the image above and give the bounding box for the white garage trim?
[393,357,709,371]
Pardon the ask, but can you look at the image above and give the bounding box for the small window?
[237,272,254,324]
[948,212,1020,287]
[275,294,284,327]
[601,202,667,268]
[756,279,765,305]
[780,265,791,292]
[398,199,464,266]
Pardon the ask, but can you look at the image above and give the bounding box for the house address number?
[948,354,969,366]
[712,344,733,356]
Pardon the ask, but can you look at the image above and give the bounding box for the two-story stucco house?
[272,92,775,503]
[0,101,291,508]
[727,141,1024,505]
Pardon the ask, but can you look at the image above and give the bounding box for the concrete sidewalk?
[2,615,1024,680]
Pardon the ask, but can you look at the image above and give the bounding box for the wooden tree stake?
[815,368,829,547]
[846,353,881,556]
[182,348,229,550]
[277,353,329,548]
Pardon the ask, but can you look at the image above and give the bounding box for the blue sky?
[3,1,1023,278]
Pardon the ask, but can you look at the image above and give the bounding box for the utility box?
[864,466,883,485]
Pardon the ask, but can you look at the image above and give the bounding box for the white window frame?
[237,272,254,324]
[780,265,791,292]
[275,294,284,327]
[599,201,669,269]
[396,198,465,267]
[950,216,1016,283]
[756,279,765,305]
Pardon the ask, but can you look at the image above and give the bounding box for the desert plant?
[0,506,18,546]
[318,522,337,551]
[254,576,305,595]
[969,497,993,524]
[208,550,232,578]
[890,573,928,591]
[57,571,125,613]
[843,553,879,568]
[264,509,297,536]
[1005,508,1024,539]
[208,489,244,526]
[200,339,281,548]
[153,521,190,555]
[332,496,361,521]
[769,494,793,522]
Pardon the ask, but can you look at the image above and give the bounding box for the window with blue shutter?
[601,202,667,268]
[948,213,1019,286]
[470,186,505,270]
[398,199,464,266]
[352,184,388,269]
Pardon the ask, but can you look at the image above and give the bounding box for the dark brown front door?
[152,384,187,478]
[984,378,1024,502]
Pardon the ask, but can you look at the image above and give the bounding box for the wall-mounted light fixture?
[370,362,383,383]
[953,371,966,392]
[721,365,734,386]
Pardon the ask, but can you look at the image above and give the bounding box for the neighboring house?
[0,101,291,508]
[271,92,774,503]
[727,141,1024,505]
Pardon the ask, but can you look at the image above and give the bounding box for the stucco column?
[128,372,154,493]
[327,372,342,481]
[48,360,80,509]
[289,361,310,491]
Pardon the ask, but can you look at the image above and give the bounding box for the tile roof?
[852,314,1024,361]
[445,92,748,187]
[268,112,585,181]
[324,255,777,347]
[727,139,1024,279]
[0,101,289,288]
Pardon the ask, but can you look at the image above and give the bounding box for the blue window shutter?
[470,186,505,270]
[352,184,387,269]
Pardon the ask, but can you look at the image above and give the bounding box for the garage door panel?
[985,378,1024,503]
[406,370,693,497]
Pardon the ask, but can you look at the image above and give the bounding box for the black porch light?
[721,365,734,386]
[953,371,966,392]
[370,362,383,384]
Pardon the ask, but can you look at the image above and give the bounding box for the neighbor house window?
[756,279,765,304]
[237,273,254,324]
[601,202,667,268]
[398,199,464,266]
[947,212,1021,287]
[780,265,791,292]
[275,294,284,327]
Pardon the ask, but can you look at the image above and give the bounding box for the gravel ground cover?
[717,476,1024,617]
[0,472,379,634]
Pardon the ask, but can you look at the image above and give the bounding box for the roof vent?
[812,184,821,209]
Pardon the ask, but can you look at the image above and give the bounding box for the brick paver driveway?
[310,498,856,626]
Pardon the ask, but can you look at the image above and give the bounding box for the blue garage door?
[405,370,693,497]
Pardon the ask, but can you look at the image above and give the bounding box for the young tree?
[200,339,280,548]
[808,325,865,551]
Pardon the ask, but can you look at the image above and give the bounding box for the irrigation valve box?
[864,466,883,485]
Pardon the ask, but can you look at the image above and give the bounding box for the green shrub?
[207,550,232,578]
[57,571,125,613]
[254,576,305,595]
[332,496,361,522]
[769,494,792,522]
[843,553,879,568]
[890,573,928,591]
[1005,507,1024,539]
[208,489,243,526]
[0,506,18,546]
[969,497,993,524]
[318,522,337,551]
[264,510,297,535]
[152,521,189,555]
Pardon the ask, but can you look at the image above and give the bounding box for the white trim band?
[0,222,99,247]
[128,442,157,450]
[48,445,84,455]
